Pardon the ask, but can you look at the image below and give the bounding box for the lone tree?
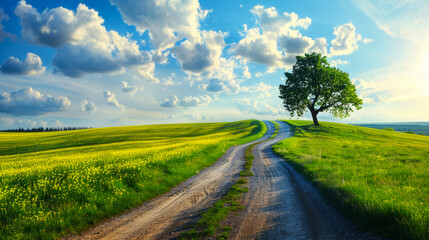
[279,52,362,126]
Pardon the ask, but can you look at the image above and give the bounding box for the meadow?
[0,120,266,239]
[273,120,428,240]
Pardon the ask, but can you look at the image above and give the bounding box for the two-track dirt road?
[229,121,382,240]
[66,121,382,240]
[65,122,275,240]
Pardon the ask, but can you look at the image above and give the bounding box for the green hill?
[0,120,266,239]
[273,120,429,240]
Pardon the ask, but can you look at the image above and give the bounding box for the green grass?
[182,139,259,239]
[180,178,249,239]
[269,121,280,140]
[240,144,255,177]
[273,120,429,240]
[0,120,266,240]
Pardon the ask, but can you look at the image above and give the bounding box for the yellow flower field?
[0,120,265,239]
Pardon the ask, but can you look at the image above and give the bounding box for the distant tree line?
[1,127,93,132]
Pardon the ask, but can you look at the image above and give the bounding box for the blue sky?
[0,0,428,129]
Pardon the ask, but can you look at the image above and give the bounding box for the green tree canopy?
[279,52,363,125]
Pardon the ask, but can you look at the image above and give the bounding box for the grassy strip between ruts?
[0,120,267,240]
[181,121,281,239]
[269,121,280,140]
[273,120,429,240]
[180,143,256,239]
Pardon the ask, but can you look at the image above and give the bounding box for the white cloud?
[180,95,212,107]
[15,1,153,78]
[172,30,226,74]
[0,8,15,42]
[242,65,251,78]
[330,59,349,67]
[136,62,159,83]
[308,38,328,56]
[0,87,71,116]
[40,120,48,128]
[1,53,45,75]
[329,22,362,56]
[121,81,141,96]
[27,120,36,126]
[103,91,125,111]
[55,120,63,127]
[160,95,211,107]
[1,117,14,126]
[200,78,227,93]
[231,26,290,68]
[160,95,179,107]
[110,0,209,52]
[279,35,314,54]
[81,99,97,113]
[363,38,373,44]
[240,82,274,98]
[234,98,283,115]
[163,75,175,86]
[255,72,263,77]
[250,5,311,34]
[230,5,324,71]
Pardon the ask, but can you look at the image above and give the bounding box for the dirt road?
[66,121,382,240]
[65,122,275,240]
[230,121,382,240]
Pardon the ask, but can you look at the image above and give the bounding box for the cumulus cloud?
[242,65,251,78]
[234,98,283,115]
[160,95,211,107]
[1,53,45,75]
[172,42,212,73]
[81,99,97,113]
[160,95,179,107]
[279,35,314,54]
[250,5,311,34]
[109,0,236,84]
[0,8,15,42]
[136,62,160,83]
[163,74,175,86]
[230,6,317,71]
[363,38,373,44]
[231,26,289,68]
[200,78,227,93]
[240,82,274,98]
[103,91,125,111]
[1,117,14,126]
[308,38,329,56]
[121,81,141,96]
[15,1,153,78]
[330,59,349,67]
[0,87,71,116]
[110,0,209,52]
[172,30,226,74]
[329,23,362,56]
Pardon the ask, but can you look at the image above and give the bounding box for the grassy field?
[273,120,428,240]
[0,120,266,239]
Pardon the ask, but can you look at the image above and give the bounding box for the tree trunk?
[310,108,319,126]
